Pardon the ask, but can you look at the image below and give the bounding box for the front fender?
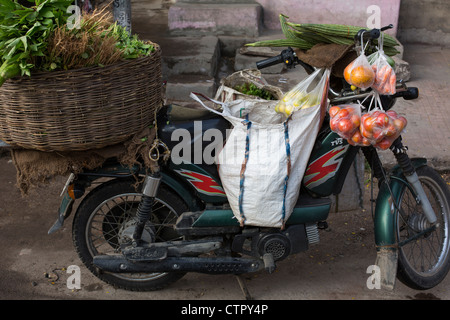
[374,157,427,247]
[49,165,203,234]
[373,157,427,289]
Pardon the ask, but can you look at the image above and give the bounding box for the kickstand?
[235,275,253,300]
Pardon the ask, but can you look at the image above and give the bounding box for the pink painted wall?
[256,0,401,36]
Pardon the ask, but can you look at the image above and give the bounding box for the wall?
[397,0,450,45]
[255,0,401,36]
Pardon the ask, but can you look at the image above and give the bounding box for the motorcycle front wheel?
[72,179,188,291]
[396,165,450,290]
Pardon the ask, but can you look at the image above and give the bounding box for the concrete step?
[168,1,262,37]
[165,75,217,104]
[158,36,221,78]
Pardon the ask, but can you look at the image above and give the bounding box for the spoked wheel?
[396,166,450,289]
[72,179,188,291]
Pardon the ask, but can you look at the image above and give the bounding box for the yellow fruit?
[285,104,294,116]
[282,91,297,102]
[277,101,286,114]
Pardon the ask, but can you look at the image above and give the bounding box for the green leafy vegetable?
[0,0,73,85]
[234,83,275,100]
[0,0,155,86]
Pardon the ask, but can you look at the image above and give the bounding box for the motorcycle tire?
[396,165,450,290]
[72,178,188,291]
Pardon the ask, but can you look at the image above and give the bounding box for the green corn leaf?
[19,35,27,51]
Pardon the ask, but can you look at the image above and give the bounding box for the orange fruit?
[343,61,354,83]
[349,66,375,88]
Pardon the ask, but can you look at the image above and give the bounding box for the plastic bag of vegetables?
[275,68,330,118]
[368,35,397,95]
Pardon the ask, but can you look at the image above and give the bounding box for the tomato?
[386,110,398,118]
[372,130,385,142]
[361,137,372,146]
[329,106,341,118]
[362,116,376,132]
[350,130,363,144]
[360,126,373,139]
[375,138,392,150]
[350,114,360,127]
[385,123,397,137]
[338,118,353,135]
[375,113,390,128]
[393,118,406,131]
[330,118,339,132]
[337,108,350,119]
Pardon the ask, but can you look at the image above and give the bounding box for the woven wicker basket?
[0,43,162,152]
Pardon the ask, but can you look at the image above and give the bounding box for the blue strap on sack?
[281,120,292,229]
[238,115,251,226]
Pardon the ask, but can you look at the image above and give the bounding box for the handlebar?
[255,54,284,70]
[355,24,393,43]
[256,47,315,73]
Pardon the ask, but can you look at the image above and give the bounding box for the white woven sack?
[190,92,323,228]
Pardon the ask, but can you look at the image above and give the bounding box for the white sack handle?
[189,92,225,116]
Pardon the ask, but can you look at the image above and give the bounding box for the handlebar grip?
[256,55,283,69]
[394,87,419,100]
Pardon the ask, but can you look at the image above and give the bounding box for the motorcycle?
[49,26,450,293]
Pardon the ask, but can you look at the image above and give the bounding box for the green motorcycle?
[51,26,450,292]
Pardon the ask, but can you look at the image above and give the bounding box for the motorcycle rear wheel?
[396,165,450,289]
[72,179,188,291]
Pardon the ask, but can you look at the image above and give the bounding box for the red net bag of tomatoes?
[360,110,407,150]
[329,104,363,141]
[359,93,407,149]
[329,93,407,150]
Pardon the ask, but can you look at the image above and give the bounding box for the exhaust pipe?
[93,255,263,275]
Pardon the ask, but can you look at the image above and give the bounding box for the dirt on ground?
[0,152,449,301]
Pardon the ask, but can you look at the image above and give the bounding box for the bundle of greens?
[0,0,154,86]
[246,14,400,57]
[44,8,154,71]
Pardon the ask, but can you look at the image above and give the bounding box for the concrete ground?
[1,155,449,302]
[0,0,449,304]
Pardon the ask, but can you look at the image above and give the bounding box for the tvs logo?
[303,145,349,188]
[175,169,226,197]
